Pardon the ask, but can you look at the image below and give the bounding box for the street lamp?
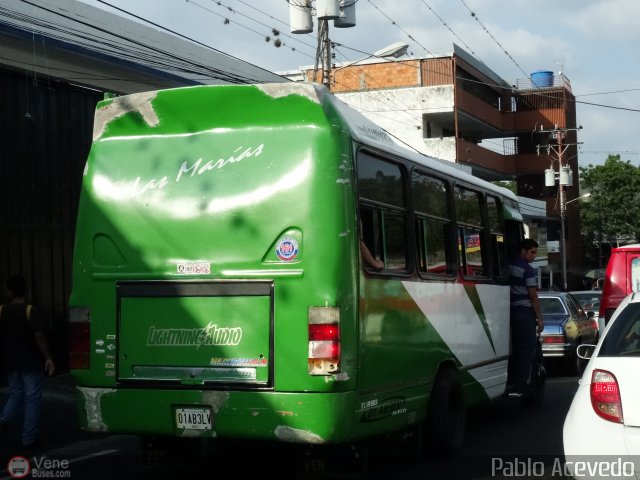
[565,192,591,206]
[563,191,592,288]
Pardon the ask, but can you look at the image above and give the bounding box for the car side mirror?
[577,344,596,360]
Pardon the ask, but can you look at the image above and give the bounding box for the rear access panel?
[116,281,273,388]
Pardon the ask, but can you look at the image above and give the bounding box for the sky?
[82,0,640,168]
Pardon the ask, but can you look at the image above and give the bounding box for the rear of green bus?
[68,84,360,444]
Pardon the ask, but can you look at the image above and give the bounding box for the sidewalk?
[0,372,105,455]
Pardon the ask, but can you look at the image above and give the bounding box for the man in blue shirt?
[508,239,544,395]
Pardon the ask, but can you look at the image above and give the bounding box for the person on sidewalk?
[0,274,55,448]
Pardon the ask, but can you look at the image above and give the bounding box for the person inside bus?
[358,218,384,270]
[360,238,384,270]
[507,238,544,396]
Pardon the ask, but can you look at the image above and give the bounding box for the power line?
[330,49,424,126]
[366,0,435,56]
[332,41,640,120]
[16,0,271,84]
[576,88,640,98]
[419,0,483,63]
[18,1,640,118]
[202,0,318,54]
[5,6,217,79]
[458,0,529,79]
[575,100,640,113]
[96,0,282,81]
[580,150,639,156]
[237,0,294,30]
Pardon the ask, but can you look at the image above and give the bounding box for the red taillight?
[69,307,90,370]
[309,324,340,342]
[308,307,340,375]
[543,335,565,344]
[590,369,623,423]
[309,325,341,359]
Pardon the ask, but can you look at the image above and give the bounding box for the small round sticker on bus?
[275,236,299,261]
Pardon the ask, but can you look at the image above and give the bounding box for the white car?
[563,292,640,479]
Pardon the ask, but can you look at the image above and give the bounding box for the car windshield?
[571,294,601,312]
[539,297,566,315]
[599,303,640,357]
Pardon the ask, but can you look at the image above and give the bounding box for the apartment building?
[285,44,582,288]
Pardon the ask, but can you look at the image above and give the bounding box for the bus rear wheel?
[422,367,465,457]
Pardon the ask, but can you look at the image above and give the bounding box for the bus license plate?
[175,407,212,430]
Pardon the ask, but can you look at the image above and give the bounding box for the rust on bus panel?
[78,386,116,432]
[257,83,321,103]
[201,390,230,414]
[274,426,325,444]
[92,91,159,140]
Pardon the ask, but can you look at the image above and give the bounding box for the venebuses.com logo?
[7,455,71,478]
[7,456,30,479]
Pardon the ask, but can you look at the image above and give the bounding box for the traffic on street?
[0,372,580,479]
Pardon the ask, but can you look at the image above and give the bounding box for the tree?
[491,180,517,194]
[579,155,640,249]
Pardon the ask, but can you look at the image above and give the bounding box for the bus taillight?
[308,307,340,375]
[69,307,90,369]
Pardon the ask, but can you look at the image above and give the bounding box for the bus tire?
[423,367,465,457]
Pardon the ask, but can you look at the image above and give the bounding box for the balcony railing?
[515,74,572,92]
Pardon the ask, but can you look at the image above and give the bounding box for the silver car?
[538,292,599,375]
[569,290,603,335]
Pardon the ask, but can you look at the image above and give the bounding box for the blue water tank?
[530,70,554,88]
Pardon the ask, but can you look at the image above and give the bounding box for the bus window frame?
[453,182,490,281]
[411,167,457,280]
[355,148,412,277]
[486,193,510,281]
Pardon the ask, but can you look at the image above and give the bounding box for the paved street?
[0,372,579,479]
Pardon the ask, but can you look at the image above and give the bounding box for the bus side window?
[487,195,509,279]
[454,186,487,278]
[357,152,408,273]
[412,171,455,276]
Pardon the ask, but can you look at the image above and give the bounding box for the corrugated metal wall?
[0,68,102,369]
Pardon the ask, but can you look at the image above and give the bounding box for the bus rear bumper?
[76,386,356,444]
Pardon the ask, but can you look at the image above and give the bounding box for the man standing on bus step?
[0,274,55,449]
[508,239,544,396]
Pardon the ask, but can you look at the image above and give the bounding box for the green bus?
[69,83,524,455]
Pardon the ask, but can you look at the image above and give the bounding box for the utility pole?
[289,0,356,89]
[320,19,332,88]
[539,124,583,290]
